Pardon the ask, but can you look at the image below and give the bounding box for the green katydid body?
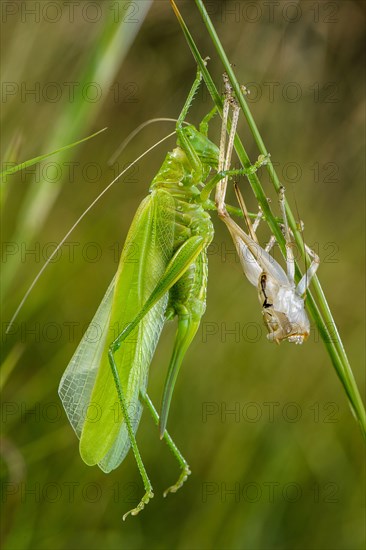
[59,123,219,473]
[59,70,260,518]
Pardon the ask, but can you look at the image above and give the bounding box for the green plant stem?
[170,0,365,436]
[0,128,107,180]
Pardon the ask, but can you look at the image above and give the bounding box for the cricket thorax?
[150,146,212,198]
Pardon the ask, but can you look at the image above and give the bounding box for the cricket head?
[263,308,310,344]
[260,279,310,345]
[179,125,219,168]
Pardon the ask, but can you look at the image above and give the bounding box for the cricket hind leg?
[200,74,270,205]
[108,350,153,521]
[211,80,269,212]
[141,392,191,497]
[215,82,240,216]
[216,73,264,216]
[107,236,208,519]
[109,235,207,356]
[159,315,200,438]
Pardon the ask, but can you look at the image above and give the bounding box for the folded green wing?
[61,189,175,471]
[58,276,116,437]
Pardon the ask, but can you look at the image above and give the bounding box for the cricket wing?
[80,190,175,471]
[58,276,116,438]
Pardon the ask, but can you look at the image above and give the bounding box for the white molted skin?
[261,281,310,344]
[222,210,318,345]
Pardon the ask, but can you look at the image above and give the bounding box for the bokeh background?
[1,1,365,549]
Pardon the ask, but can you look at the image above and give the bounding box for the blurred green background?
[1,1,365,549]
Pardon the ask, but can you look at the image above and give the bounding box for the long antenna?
[6,131,176,333]
[108,118,180,165]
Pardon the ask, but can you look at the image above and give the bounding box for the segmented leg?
[216,78,240,216]
[109,236,206,355]
[175,68,204,182]
[265,235,277,253]
[252,207,264,234]
[213,77,269,215]
[201,161,268,204]
[107,235,207,518]
[108,351,153,521]
[141,392,191,497]
[199,105,219,135]
[278,186,295,285]
[296,242,320,296]
[278,186,320,296]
